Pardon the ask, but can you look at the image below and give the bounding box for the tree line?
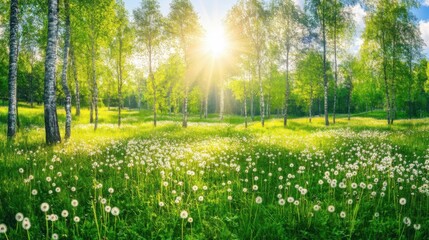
[0,0,428,144]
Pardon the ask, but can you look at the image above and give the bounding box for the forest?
[0,0,429,239]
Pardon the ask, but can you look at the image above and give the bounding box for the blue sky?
[124,0,237,28]
[124,0,429,55]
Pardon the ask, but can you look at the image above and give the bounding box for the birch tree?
[7,0,19,139]
[44,0,61,144]
[134,0,164,127]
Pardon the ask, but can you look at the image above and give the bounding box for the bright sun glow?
[204,25,228,58]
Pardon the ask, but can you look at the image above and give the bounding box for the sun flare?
[204,25,228,58]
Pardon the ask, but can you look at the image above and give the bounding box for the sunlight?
[203,24,228,58]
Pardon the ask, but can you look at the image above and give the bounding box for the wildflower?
[40,203,50,212]
[159,202,165,207]
[188,217,193,223]
[403,217,411,226]
[0,224,7,233]
[255,196,263,204]
[328,205,335,213]
[252,185,258,191]
[278,199,285,206]
[73,216,80,223]
[340,211,346,218]
[399,198,407,205]
[180,210,188,219]
[198,196,204,202]
[31,189,38,196]
[108,188,114,194]
[105,206,111,213]
[287,197,294,203]
[61,210,69,218]
[100,198,107,204]
[293,200,299,206]
[227,195,233,201]
[22,218,31,230]
[313,205,321,211]
[192,185,198,191]
[15,213,24,222]
[374,212,379,218]
[71,199,79,207]
[52,233,59,240]
[413,224,421,230]
[111,207,120,216]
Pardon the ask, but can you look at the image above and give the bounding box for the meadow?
[1,105,429,239]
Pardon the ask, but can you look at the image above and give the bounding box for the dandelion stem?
[91,200,102,240]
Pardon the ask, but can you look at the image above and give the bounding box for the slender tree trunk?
[70,44,80,116]
[322,6,329,126]
[284,45,290,127]
[204,85,209,118]
[382,54,391,124]
[60,0,72,140]
[149,47,156,127]
[107,92,111,110]
[118,37,123,127]
[44,0,61,144]
[258,58,265,127]
[138,78,143,110]
[220,80,224,120]
[29,60,34,108]
[168,86,172,115]
[250,77,254,121]
[7,0,19,139]
[408,53,413,119]
[244,80,248,128]
[347,87,351,121]
[91,39,98,130]
[90,98,94,123]
[333,14,338,124]
[199,98,203,119]
[183,84,188,128]
[309,84,313,123]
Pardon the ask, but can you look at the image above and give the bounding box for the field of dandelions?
[1,107,429,239]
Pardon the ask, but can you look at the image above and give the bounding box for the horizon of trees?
[0,0,428,144]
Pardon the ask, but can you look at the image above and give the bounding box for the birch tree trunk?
[91,36,98,130]
[258,58,265,127]
[250,77,254,121]
[309,84,313,123]
[149,47,157,127]
[333,16,338,124]
[118,37,123,127]
[70,44,80,116]
[244,80,247,128]
[44,0,61,144]
[7,0,19,139]
[60,0,72,140]
[220,80,224,120]
[283,45,290,127]
[322,4,329,126]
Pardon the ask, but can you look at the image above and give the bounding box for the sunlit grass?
[0,105,429,239]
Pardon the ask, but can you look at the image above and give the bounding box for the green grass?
[0,105,429,239]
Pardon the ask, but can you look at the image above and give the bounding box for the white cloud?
[347,4,367,54]
[293,0,305,10]
[419,20,429,56]
[423,0,429,7]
